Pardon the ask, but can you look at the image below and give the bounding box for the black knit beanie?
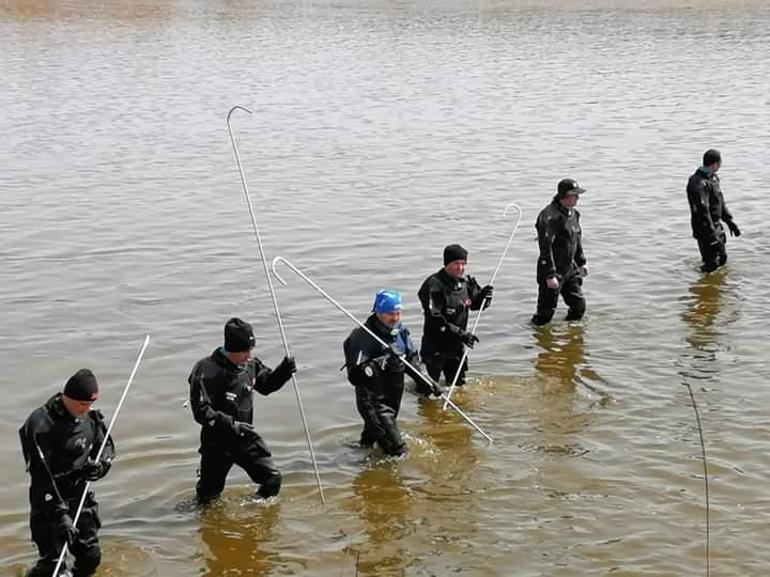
[224,317,255,352]
[63,369,99,401]
[443,244,468,266]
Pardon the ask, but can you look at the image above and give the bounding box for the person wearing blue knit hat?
[343,289,439,456]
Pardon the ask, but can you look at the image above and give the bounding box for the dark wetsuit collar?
[212,346,243,372]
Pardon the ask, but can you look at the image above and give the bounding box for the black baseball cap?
[557,178,586,197]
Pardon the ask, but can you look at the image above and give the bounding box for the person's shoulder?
[346,324,367,342]
[420,270,442,288]
[537,202,560,224]
[688,170,707,187]
[22,405,53,435]
[192,353,221,378]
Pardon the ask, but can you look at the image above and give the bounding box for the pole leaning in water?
[682,382,710,577]
[52,334,151,577]
[226,106,325,505]
[443,203,522,409]
[271,256,493,444]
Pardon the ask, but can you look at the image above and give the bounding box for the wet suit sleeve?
[189,364,235,433]
[19,422,69,518]
[418,278,465,337]
[689,179,719,241]
[536,212,559,278]
[574,212,586,267]
[721,201,735,227]
[251,357,292,396]
[343,331,385,390]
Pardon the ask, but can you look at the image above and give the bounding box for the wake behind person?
[188,317,297,504]
[686,148,741,273]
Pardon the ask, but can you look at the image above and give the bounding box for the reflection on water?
[678,269,731,386]
[198,501,280,577]
[415,396,476,464]
[533,324,586,390]
[349,465,411,577]
[681,269,728,354]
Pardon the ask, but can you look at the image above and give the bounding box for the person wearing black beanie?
[531,178,589,326]
[417,244,493,392]
[687,148,741,273]
[19,369,115,577]
[187,317,298,504]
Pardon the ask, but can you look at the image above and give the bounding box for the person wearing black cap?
[19,369,115,577]
[417,244,493,390]
[531,178,588,326]
[343,289,438,456]
[687,149,741,273]
[188,317,298,504]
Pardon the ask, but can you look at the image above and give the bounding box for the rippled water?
[2,0,769,575]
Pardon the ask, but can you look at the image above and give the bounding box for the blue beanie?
[372,289,402,314]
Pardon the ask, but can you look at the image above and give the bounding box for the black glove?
[232,421,258,438]
[57,514,79,547]
[480,284,494,301]
[82,458,111,481]
[279,355,298,375]
[459,331,479,349]
[385,356,403,372]
[427,377,442,397]
[726,221,741,237]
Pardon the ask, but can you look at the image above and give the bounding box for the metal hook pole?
[443,203,523,408]
[52,335,151,577]
[227,106,325,505]
[271,256,493,444]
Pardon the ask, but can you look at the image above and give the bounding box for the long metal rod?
[53,334,151,577]
[682,382,710,577]
[271,256,493,444]
[443,203,522,408]
[226,106,325,505]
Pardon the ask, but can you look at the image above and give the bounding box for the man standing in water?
[687,149,741,273]
[418,244,493,391]
[344,289,439,456]
[531,178,588,326]
[188,317,297,504]
[19,369,114,577]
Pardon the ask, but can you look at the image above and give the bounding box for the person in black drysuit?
[343,289,439,456]
[686,148,741,273]
[417,244,493,391]
[531,178,589,326]
[188,317,297,504]
[19,369,115,577]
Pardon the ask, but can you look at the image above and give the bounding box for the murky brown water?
[2,0,769,575]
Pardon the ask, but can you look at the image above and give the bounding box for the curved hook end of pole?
[271,256,289,286]
[227,105,253,123]
[502,202,522,217]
